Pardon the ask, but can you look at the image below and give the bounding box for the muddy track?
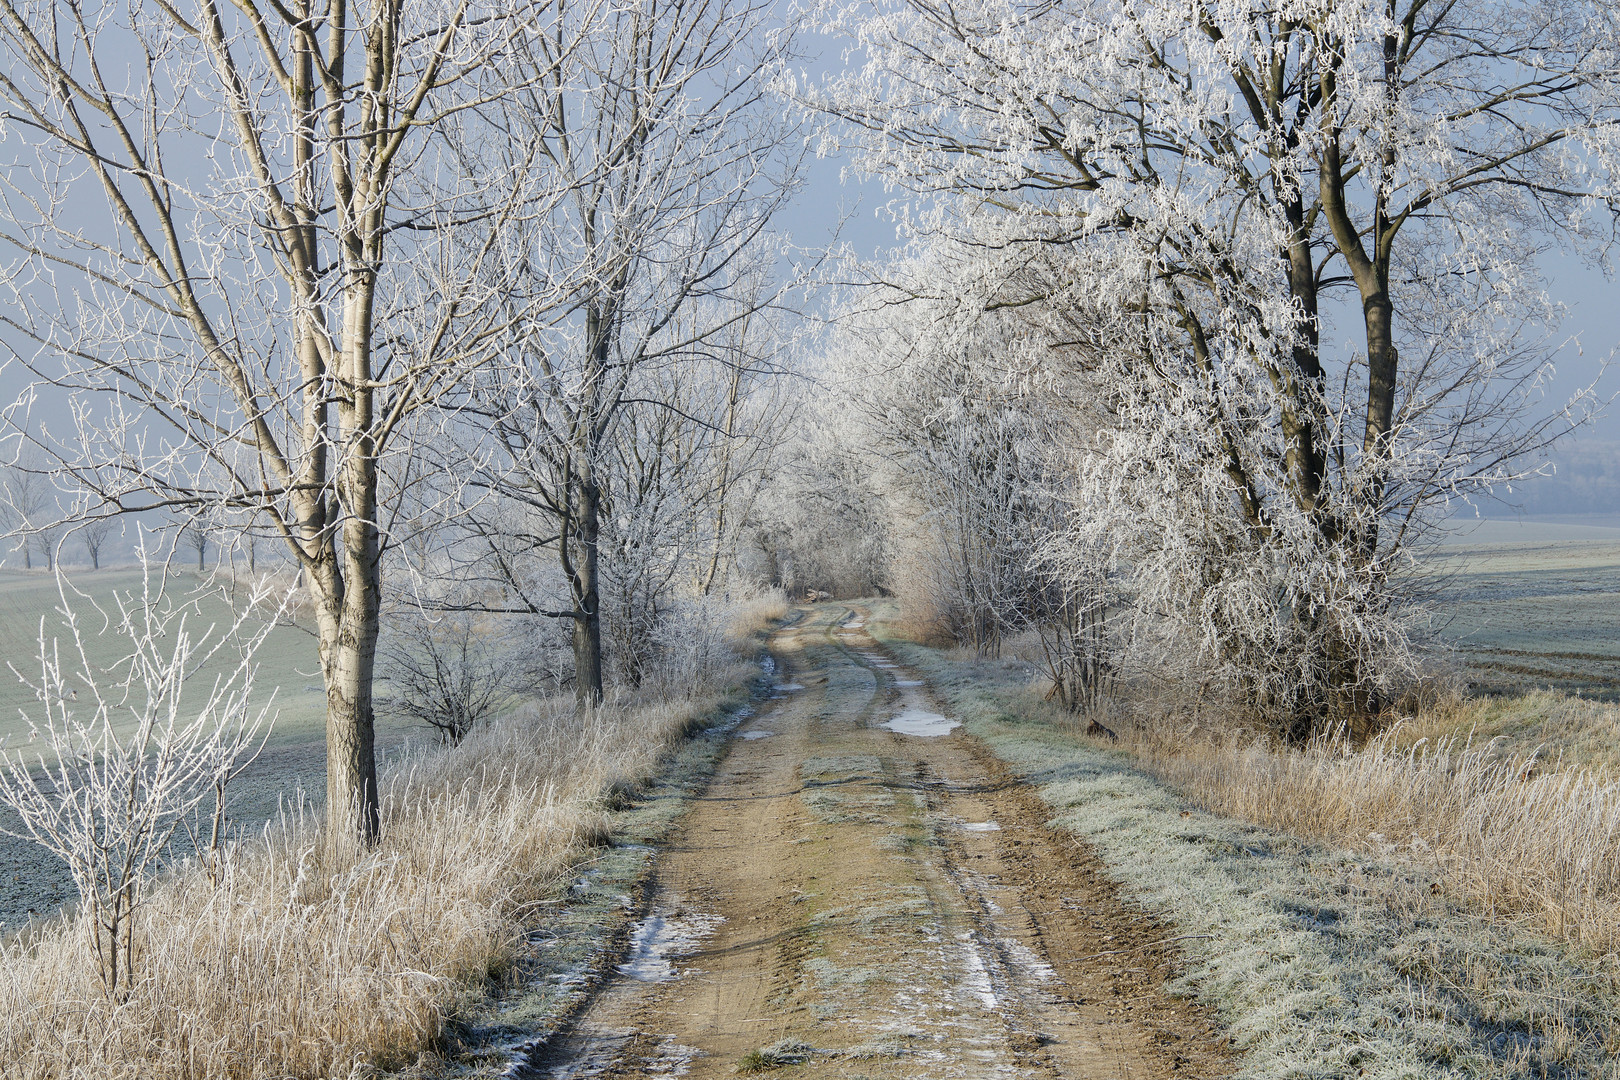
[513,605,1230,1079]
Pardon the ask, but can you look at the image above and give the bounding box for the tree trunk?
[1358,289,1397,557]
[1280,197,1329,523]
[571,475,604,708]
[313,521,382,849]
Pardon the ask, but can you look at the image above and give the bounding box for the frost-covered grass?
[1122,688,1620,957]
[865,601,1620,1079]
[1420,525,1620,699]
[1393,688,1620,772]
[0,650,763,1079]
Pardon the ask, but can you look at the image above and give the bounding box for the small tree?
[31,522,62,572]
[181,523,210,572]
[81,518,114,571]
[378,611,511,745]
[1,457,52,570]
[0,565,278,998]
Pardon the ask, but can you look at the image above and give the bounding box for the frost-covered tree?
[827,270,1114,705]
[0,568,278,997]
[1,455,53,571]
[0,0,542,842]
[597,355,789,686]
[747,415,891,599]
[80,518,115,571]
[813,0,1620,732]
[457,0,803,705]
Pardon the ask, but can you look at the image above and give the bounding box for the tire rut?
[513,604,1231,1079]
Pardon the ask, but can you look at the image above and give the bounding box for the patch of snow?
[1000,938,1057,982]
[954,932,1000,1011]
[960,821,1001,832]
[646,1036,700,1076]
[740,730,776,740]
[894,679,924,687]
[617,910,725,982]
[883,708,960,738]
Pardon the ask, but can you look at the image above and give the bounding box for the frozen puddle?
[703,704,753,736]
[960,821,1001,832]
[883,707,960,738]
[617,910,725,981]
[882,685,960,737]
[774,682,805,693]
[740,730,776,740]
[894,679,923,687]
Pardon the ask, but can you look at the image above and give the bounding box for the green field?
[1425,517,1620,699]
[0,568,417,930]
[0,568,331,747]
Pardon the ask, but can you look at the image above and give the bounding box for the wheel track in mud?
[513,603,1231,1079]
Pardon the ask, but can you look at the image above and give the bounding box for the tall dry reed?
[1128,699,1620,953]
[0,690,727,1080]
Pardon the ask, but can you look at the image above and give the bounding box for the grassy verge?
[0,597,785,1080]
[863,600,1620,1080]
[430,666,772,1076]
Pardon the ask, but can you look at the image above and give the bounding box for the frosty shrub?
[379,610,516,745]
[0,568,279,998]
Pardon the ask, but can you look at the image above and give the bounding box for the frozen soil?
[513,606,1229,1080]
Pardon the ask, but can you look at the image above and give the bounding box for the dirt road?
[515,606,1229,1079]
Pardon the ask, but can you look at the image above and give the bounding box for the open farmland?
[1426,516,1620,701]
[0,569,415,930]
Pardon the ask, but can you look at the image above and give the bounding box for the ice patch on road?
[954,932,1000,1011]
[883,708,960,738]
[959,821,1001,832]
[882,685,959,737]
[740,730,776,740]
[894,679,923,687]
[704,704,753,736]
[618,910,725,982]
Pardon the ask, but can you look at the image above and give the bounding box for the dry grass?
[1123,690,1620,954]
[1391,688,1620,769]
[0,684,739,1080]
[724,586,791,642]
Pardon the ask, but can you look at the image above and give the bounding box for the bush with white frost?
[0,568,278,998]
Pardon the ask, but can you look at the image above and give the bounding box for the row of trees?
[0,0,802,846]
[7,0,1619,855]
[806,0,1620,736]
